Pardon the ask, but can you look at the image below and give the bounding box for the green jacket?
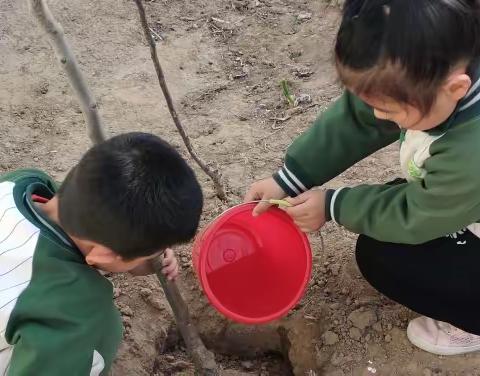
[273,83,480,244]
[0,169,122,375]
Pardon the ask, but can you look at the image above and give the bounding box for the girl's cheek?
[394,111,410,125]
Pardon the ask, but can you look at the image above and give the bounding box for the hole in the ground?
[216,352,293,375]
[154,349,293,375]
[153,323,295,375]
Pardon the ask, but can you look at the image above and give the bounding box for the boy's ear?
[444,73,472,101]
[85,245,119,266]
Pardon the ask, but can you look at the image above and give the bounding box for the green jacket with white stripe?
[273,82,480,244]
[0,169,122,375]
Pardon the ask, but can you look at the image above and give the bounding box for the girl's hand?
[285,190,326,232]
[244,177,286,216]
[162,248,179,281]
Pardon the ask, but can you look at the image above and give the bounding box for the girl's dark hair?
[335,0,480,113]
[57,132,203,259]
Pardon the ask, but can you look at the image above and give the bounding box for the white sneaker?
[407,316,480,355]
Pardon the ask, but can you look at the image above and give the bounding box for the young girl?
[245,0,480,355]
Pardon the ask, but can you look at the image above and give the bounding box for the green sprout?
[281,79,295,107]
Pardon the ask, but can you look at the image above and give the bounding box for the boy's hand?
[162,248,179,281]
[129,248,179,278]
[285,190,326,232]
[244,177,286,216]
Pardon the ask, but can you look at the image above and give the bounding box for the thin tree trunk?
[29,0,106,144]
[132,0,227,202]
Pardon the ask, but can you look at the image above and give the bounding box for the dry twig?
[149,27,164,41]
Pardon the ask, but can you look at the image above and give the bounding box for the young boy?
[0,132,203,375]
[246,0,480,355]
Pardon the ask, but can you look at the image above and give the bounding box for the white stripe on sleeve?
[330,188,346,224]
[283,165,307,192]
[278,170,300,195]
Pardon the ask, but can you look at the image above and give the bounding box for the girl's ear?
[444,73,472,102]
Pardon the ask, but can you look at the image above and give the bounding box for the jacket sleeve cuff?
[273,164,310,198]
[324,189,335,221]
[325,187,349,224]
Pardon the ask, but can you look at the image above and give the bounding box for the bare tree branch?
[29,0,107,145]
[132,0,227,201]
[29,1,219,374]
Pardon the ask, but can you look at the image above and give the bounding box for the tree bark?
[153,258,220,375]
[29,0,107,145]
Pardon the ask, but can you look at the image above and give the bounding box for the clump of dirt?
[3,0,480,375]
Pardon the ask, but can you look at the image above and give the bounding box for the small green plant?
[281,79,295,106]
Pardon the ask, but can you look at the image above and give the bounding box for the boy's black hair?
[335,0,480,113]
[57,132,203,259]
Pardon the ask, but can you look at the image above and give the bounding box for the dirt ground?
[2,0,480,375]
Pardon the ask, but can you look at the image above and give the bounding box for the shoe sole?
[407,326,480,356]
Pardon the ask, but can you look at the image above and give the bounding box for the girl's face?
[355,67,472,131]
[359,92,458,131]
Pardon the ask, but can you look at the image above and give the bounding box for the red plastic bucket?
[192,203,312,324]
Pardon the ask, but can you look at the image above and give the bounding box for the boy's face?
[91,251,160,273]
[77,239,162,273]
